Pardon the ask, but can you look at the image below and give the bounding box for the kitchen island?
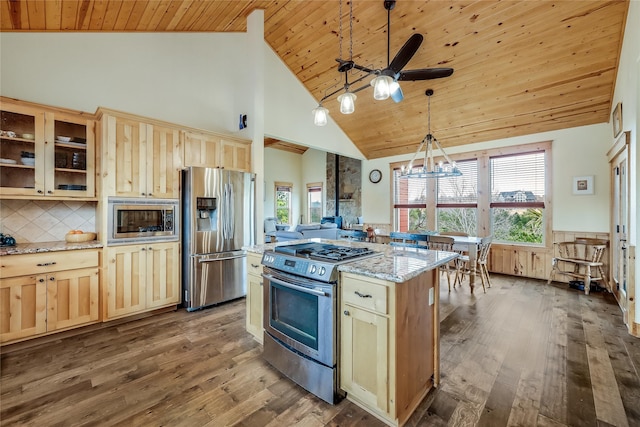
[244,238,458,427]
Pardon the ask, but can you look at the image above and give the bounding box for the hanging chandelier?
[400,89,462,179]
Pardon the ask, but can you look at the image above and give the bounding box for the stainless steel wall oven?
[107,198,179,244]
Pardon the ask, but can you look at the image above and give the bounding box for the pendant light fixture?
[400,89,461,178]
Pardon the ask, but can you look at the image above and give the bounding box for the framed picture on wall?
[612,102,622,138]
[573,175,594,195]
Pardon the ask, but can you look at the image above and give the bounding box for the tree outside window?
[275,182,292,224]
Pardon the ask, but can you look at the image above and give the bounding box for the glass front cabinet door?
[0,98,95,199]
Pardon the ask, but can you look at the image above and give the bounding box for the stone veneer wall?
[0,200,96,243]
[326,153,362,227]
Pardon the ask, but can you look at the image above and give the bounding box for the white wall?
[611,0,639,321]
[263,148,302,229]
[362,123,612,231]
[0,33,252,137]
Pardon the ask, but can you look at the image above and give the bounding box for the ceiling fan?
[337,0,454,102]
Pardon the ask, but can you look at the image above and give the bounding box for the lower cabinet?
[245,252,263,343]
[340,270,438,427]
[0,250,99,344]
[105,242,180,320]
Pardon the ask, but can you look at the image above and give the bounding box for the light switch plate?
[429,287,434,306]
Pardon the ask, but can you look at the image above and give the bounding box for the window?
[307,183,323,223]
[391,141,551,247]
[436,159,478,235]
[275,182,292,225]
[392,167,428,232]
[490,151,545,244]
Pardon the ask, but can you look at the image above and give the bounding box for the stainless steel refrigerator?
[182,167,256,311]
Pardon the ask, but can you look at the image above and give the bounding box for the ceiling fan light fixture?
[312,105,329,126]
[337,91,357,114]
[371,75,394,100]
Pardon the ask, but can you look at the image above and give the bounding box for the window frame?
[274,181,293,225]
[390,141,552,248]
[306,182,323,224]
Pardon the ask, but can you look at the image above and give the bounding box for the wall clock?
[369,169,382,184]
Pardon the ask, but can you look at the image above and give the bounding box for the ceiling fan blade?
[388,33,423,74]
[398,68,454,81]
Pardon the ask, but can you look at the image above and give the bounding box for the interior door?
[609,131,630,324]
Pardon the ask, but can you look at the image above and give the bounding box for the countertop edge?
[0,241,103,256]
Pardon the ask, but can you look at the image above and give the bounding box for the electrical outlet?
[429,287,434,306]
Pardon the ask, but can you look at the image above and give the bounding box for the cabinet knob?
[141,248,146,251]
[47,190,53,194]
[39,278,45,283]
[344,310,350,316]
[37,190,43,194]
[148,193,153,196]
[141,192,146,196]
[49,276,55,281]
[148,247,153,251]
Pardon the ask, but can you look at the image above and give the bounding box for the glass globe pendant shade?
[312,105,329,126]
[371,75,393,100]
[337,92,357,114]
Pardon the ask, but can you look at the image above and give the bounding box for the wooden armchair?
[547,238,609,295]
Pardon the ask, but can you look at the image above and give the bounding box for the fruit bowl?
[65,232,97,243]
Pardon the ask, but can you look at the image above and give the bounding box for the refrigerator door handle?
[197,254,246,263]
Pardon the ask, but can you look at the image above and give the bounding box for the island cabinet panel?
[105,242,180,320]
[340,270,438,427]
[0,249,100,344]
[245,252,263,343]
[100,111,181,199]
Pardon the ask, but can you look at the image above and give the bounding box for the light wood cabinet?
[0,250,99,344]
[340,270,438,427]
[0,97,96,199]
[99,110,181,198]
[245,252,263,342]
[105,242,180,320]
[182,130,251,172]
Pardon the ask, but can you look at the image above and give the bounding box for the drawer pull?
[251,264,260,268]
[37,262,57,266]
[355,291,372,298]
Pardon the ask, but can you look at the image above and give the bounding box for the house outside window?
[391,141,551,246]
[490,151,546,244]
[307,183,323,223]
[275,182,292,225]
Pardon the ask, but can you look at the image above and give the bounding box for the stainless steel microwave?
[107,198,179,244]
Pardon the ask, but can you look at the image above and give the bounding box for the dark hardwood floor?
[1,274,638,426]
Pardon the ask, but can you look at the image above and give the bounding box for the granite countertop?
[0,240,103,256]
[243,238,458,283]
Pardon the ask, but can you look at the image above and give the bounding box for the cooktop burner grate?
[274,242,376,262]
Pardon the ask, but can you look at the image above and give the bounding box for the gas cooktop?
[274,242,377,262]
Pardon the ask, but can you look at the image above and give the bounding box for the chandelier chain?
[339,0,342,60]
[349,0,353,61]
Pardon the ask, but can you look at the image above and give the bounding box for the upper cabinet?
[99,110,181,199]
[183,129,251,172]
[0,97,96,199]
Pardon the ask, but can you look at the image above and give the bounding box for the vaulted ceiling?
[0,0,629,159]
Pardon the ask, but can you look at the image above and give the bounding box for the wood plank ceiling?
[0,0,629,159]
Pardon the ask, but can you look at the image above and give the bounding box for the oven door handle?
[262,273,329,297]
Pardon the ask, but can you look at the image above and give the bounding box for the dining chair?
[338,229,368,241]
[454,236,493,293]
[389,232,429,248]
[426,235,457,291]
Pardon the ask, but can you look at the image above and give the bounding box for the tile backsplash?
[0,199,96,244]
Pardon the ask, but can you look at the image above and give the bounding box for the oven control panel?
[261,252,336,282]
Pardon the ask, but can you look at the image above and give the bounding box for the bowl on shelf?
[56,136,71,142]
[65,232,97,243]
[21,133,35,140]
[21,157,35,166]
